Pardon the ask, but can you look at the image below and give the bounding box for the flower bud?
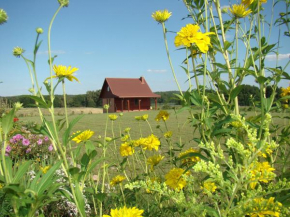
[103,104,109,110]
[58,0,69,7]
[221,7,228,14]
[36,27,43,34]
[13,47,25,57]
[14,102,23,110]
[0,9,8,25]
[28,88,34,93]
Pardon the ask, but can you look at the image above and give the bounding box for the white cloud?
[146,69,167,73]
[37,50,66,55]
[221,5,230,10]
[265,53,290,61]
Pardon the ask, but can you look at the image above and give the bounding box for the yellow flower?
[40,165,51,174]
[109,114,118,121]
[249,161,275,189]
[152,9,172,23]
[260,0,267,4]
[242,0,254,7]
[72,130,94,143]
[110,175,126,186]
[0,183,4,189]
[132,138,146,147]
[147,155,164,170]
[141,114,148,121]
[165,168,189,191]
[142,134,161,151]
[202,181,217,193]
[280,87,290,97]
[164,131,173,139]
[245,197,282,217]
[13,47,25,57]
[155,110,169,122]
[103,206,144,217]
[179,148,200,165]
[174,24,215,53]
[49,65,79,82]
[120,142,134,156]
[229,4,252,18]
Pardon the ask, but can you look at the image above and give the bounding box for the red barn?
[99,77,161,113]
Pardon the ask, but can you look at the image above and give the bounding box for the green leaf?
[12,161,32,183]
[95,193,107,202]
[74,183,86,217]
[24,95,51,109]
[85,140,96,156]
[86,158,104,175]
[230,85,243,101]
[62,115,84,146]
[35,161,62,195]
[190,90,202,106]
[223,40,232,51]
[1,107,16,134]
[81,154,90,169]
[263,98,273,113]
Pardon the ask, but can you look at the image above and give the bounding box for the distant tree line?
[0,85,283,108]
[2,90,102,108]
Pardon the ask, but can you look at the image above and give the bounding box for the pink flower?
[13,134,23,141]
[37,139,43,145]
[22,138,30,146]
[48,145,54,152]
[26,148,31,153]
[44,136,49,142]
[6,145,12,153]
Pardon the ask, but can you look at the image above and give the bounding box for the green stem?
[161,22,183,97]
[62,80,75,164]
[186,48,192,91]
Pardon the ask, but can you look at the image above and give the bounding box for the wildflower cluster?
[7,131,54,160]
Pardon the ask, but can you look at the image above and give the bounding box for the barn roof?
[100,77,161,98]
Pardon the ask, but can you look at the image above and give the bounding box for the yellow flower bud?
[0,9,8,25]
[58,0,69,7]
[13,47,25,57]
[36,27,43,34]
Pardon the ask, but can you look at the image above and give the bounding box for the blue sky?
[0,0,289,96]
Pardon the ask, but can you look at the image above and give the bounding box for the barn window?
[107,86,110,92]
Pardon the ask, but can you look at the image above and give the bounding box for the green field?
[17,107,288,154]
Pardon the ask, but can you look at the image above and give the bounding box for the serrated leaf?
[230,85,243,101]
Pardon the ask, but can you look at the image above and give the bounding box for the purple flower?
[9,138,15,144]
[6,145,12,153]
[26,148,31,153]
[37,139,43,145]
[22,138,30,146]
[48,145,54,152]
[13,134,23,141]
[44,136,49,142]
